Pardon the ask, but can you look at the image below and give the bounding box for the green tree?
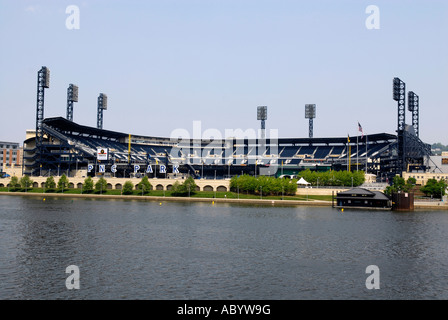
[231,175,298,196]
[171,181,182,194]
[95,177,108,194]
[230,174,256,193]
[282,178,298,195]
[9,176,19,191]
[57,174,69,192]
[420,178,447,198]
[83,176,94,193]
[184,176,197,192]
[122,181,134,195]
[297,169,364,187]
[385,176,417,196]
[45,176,56,191]
[137,176,152,194]
[172,176,197,196]
[20,175,34,190]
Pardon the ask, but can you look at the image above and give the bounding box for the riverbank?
[0,191,332,207]
[2,191,447,210]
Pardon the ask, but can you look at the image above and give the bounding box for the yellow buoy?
[341,208,344,212]
[212,201,214,205]
[159,202,162,206]
[43,198,45,201]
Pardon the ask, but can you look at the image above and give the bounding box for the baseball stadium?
[22,67,433,187]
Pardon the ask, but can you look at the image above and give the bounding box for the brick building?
[0,141,22,166]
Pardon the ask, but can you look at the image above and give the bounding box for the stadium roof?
[43,117,127,139]
[42,117,397,145]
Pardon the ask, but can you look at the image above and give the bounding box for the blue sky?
[0,0,447,144]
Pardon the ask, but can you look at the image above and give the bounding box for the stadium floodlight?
[66,84,79,121]
[99,93,107,110]
[393,77,406,174]
[257,106,267,121]
[305,104,316,119]
[36,66,50,143]
[305,104,316,138]
[43,66,50,88]
[257,106,267,140]
[35,66,50,175]
[97,93,108,129]
[393,77,405,102]
[71,84,79,102]
[393,77,406,132]
[408,91,419,137]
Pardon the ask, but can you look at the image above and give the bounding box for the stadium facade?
[23,67,432,182]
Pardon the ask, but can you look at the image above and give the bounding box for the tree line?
[384,176,447,199]
[297,169,365,187]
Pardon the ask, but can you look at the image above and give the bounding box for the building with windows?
[0,141,22,167]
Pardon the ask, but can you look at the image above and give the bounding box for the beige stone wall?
[0,175,232,192]
[2,165,23,177]
[0,174,357,195]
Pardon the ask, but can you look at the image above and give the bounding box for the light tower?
[36,66,50,148]
[97,93,108,129]
[393,77,406,174]
[66,84,78,122]
[305,104,316,138]
[257,106,267,139]
[408,91,419,137]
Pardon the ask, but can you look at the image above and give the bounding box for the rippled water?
[1,195,448,300]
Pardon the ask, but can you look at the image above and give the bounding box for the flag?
[358,122,364,139]
[347,134,350,143]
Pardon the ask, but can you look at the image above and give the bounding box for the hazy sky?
[1,0,447,144]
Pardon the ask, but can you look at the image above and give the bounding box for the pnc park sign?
[87,163,179,174]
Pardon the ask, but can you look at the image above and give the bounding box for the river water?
[1,195,448,300]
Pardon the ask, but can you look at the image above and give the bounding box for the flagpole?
[365,134,368,174]
[358,122,367,174]
[347,134,351,172]
[357,134,359,171]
